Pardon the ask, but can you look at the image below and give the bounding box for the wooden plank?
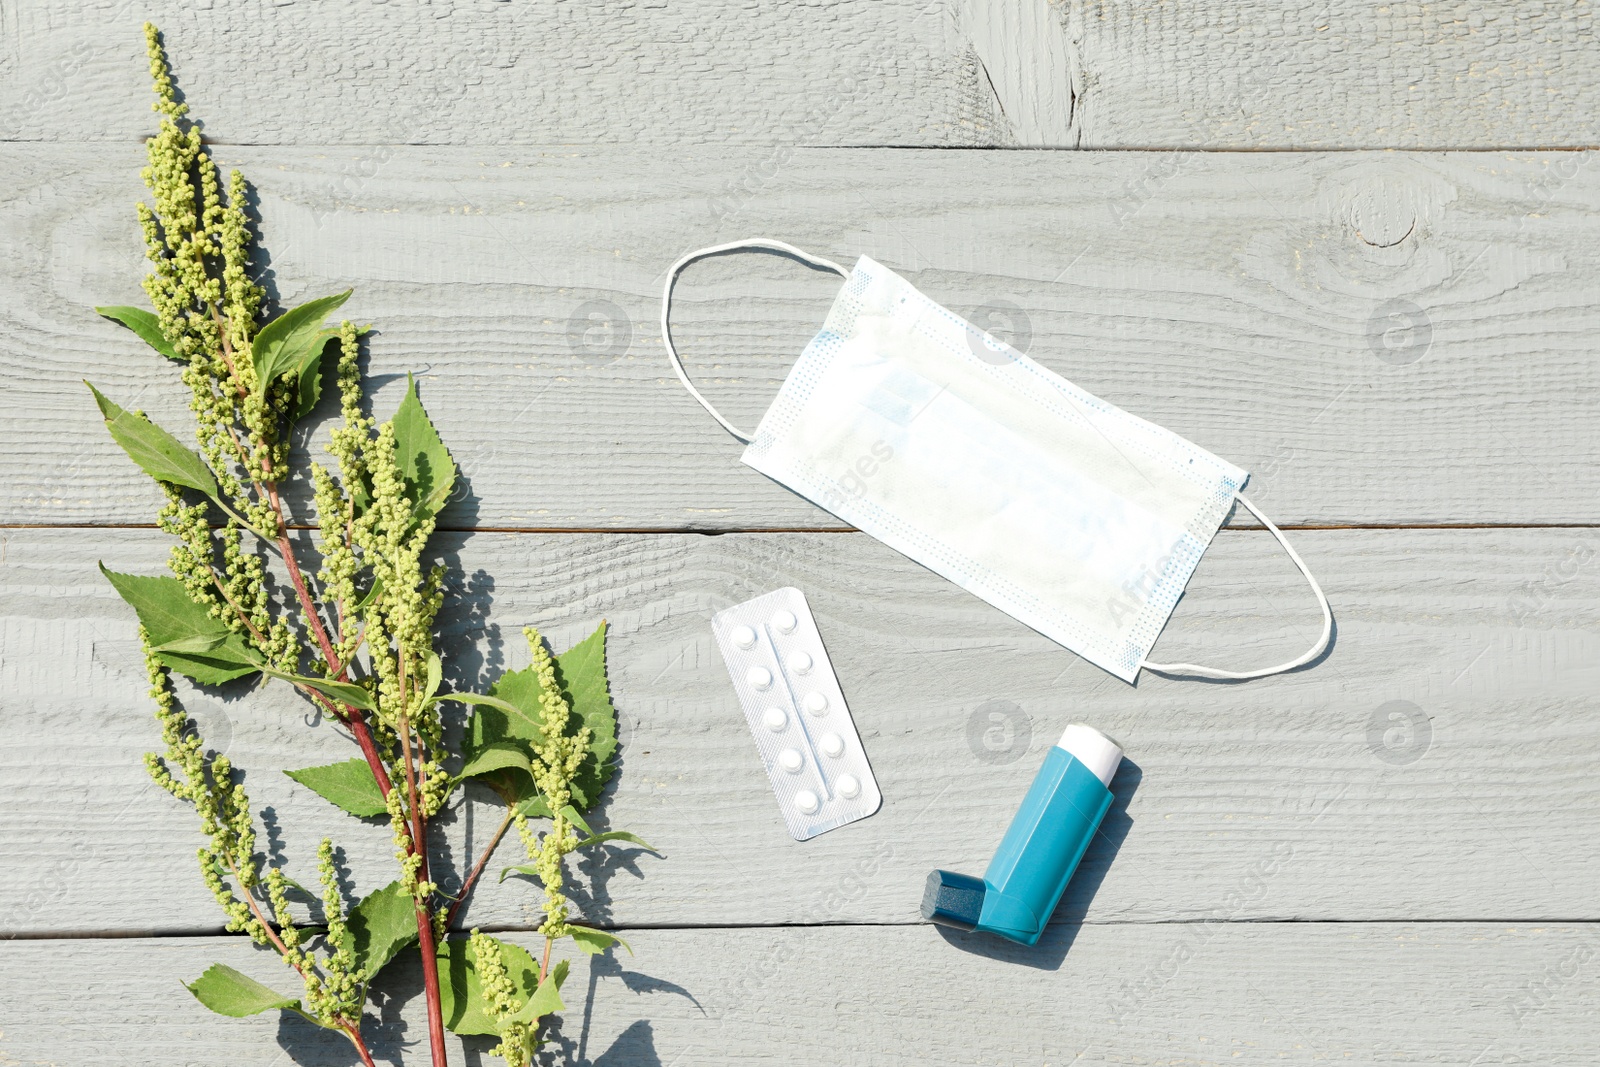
[1,0,999,147]
[1,923,1594,1064]
[1064,1,1600,150]
[7,144,1600,529]
[6,3,1599,149]
[4,525,1597,936]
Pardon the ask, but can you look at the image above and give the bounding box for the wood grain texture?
[5,2,1599,149]
[1065,1,1600,149]
[0,0,1000,147]
[4,525,1597,936]
[2,924,1595,1065]
[8,144,1600,529]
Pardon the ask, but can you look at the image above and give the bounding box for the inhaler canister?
[922,724,1122,946]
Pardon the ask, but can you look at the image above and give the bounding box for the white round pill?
[772,610,797,634]
[763,707,788,732]
[788,650,814,674]
[747,666,772,691]
[804,691,828,715]
[819,732,845,758]
[837,773,861,800]
[731,625,757,650]
[778,747,804,773]
[794,788,821,814]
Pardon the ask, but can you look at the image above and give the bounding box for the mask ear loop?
[1139,493,1333,680]
[661,239,849,444]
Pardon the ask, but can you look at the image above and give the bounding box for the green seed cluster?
[469,930,537,1067]
[302,839,365,1025]
[140,23,285,515]
[142,627,257,935]
[512,627,594,941]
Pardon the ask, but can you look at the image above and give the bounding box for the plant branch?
[340,1022,379,1067]
[446,805,516,929]
[209,567,268,646]
[395,655,448,1067]
[260,489,399,803]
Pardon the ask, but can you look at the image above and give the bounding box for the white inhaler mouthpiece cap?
[1057,723,1123,787]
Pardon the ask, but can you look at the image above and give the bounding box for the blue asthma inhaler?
[922,724,1122,946]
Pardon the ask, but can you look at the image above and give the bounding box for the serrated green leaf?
[390,374,456,525]
[567,925,630,957]
[250,291,351,390]
[284,758,386,818]
[185,963,301,1017]
[258,665,375,711]
[574,830,658,853]
[449,624,617,821]
[555,622,618,808]
[510,958,567,1024]
[87,382,220,500]
[98,564,259,685]
[436,936,543,1036]
[96,305,180,361]
[344,879,418,981]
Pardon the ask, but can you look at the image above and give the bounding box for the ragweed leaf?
[512,791,554,821]
[510,958,568,1024]
[457,622,618,809]
[344,879,418,981]
[391,374,456,525]
[457,742,533,783]
[424,651,443,701]
[560,804,593,838]
[554,622,618,808]
[567,925,630,957]
[574,830,658,853]
[436,935,543,1036]
[291,329,339,422]
[147,632,227,655]
[96,305,180,361]
[86,382,219,500]
[185,963,301,1017]
[284,758,386,818]
[98,564,258,685]
[498,862,540,885]
[257,665,376,711]
[250,291,351,390]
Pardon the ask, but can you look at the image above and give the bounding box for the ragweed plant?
[92,25,656,1066]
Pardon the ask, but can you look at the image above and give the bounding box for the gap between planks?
[6,522,1600,534]
[13,916,1600,943]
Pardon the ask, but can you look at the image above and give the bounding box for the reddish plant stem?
[273,518,343,674]
[446,806,516,929]
[341,1022,379,1067]
[396,653,449,1067]
[266,486,446,1067]
[414,902,448,1067]
[539,934,553,984]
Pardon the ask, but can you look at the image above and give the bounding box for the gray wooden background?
[3,2,1598,1064]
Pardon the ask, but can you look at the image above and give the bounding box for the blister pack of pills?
[712,587,882,841]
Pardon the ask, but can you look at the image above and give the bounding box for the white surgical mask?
[662,240,1331,684]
